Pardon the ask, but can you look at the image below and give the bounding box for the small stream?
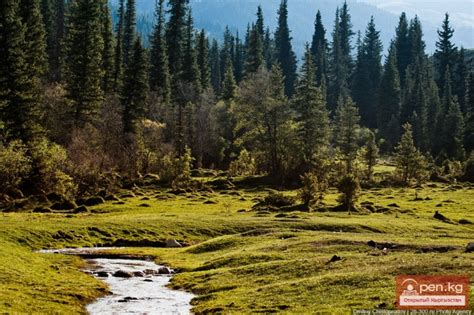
[39,248,195,315]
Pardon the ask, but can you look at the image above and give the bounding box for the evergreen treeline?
[1,0,473,199]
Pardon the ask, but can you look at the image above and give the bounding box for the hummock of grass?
[0,177,473,313]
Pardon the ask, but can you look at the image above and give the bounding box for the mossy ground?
[0,173,473,314]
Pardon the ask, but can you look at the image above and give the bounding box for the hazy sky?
[357,0,474,27]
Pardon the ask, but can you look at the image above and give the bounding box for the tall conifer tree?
[394,13,410,87]
[377,43,401,150]
[149,0,171,103]
[51,0,65,82]
[293,45,330,163]
[434,13,457,96]
[311,10,328,87]
[123,0,136,67]
[166,0,188,76]
[196,29,210,90]
[274,0,297,97]
[181,11,200,89]
[100,0,115,93]
[209,39,221,95]
[113,0,125,91]
[352,17,382,128]
[245,24,264,75]
[121,38,148,134]
[0,0,43,141]
[64,0,104,127]
[334,96,360,174]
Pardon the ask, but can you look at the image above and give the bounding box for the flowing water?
[39,248,195,315]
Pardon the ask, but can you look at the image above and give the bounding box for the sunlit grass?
[0,180,473,313]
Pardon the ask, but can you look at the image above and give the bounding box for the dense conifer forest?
[1,0,473,198]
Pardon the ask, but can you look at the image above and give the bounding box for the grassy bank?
[0,180,473,313]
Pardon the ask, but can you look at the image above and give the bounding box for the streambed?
[39,248,194,315]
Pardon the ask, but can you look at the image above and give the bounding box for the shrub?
[337,175,360,213]
[461,153,474,182]
[298,172,326,209]
[228,149,257,176]
[0,140,32,193]
[67,127,118,196]
[263,192,295,208]
[135,119,166,174]
[171,147,194,189]
[29,138,77,199]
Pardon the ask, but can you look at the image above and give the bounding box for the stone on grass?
[51,200,77,211]
[74,206,88,214]
[466,243,474,253]
[83,196,105,206]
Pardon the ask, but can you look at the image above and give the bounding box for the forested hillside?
[109,0,474,56]
[1,0,473,199]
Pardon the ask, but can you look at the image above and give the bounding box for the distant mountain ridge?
[110,0,474,58]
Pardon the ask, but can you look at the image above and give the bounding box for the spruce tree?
[40,0,54,80]
[64,0,104,127]
[166,0,188,76]
[209,39,221,95]
[293,45,330,163]
[394,13,410,87]
[434,13,457,96]
[113,0,125,91]
[454,48,468,114]
[440,68,465,160]
[377,43,401,150]
[274,0,297,97]
[245,24,264,75]
[149,0,171,103]
[20,0,47,81]
[220,27,234,81]
[339,1,354,65]
[234,32,244,83]
[364,130,379,180]
[394,123,426,185]
[122,0,136,67]
[121,38,148,134]
[401,60,429,151]
[443,100,465,160]
[181,11,200,89]
[329,8,342,109]
[100,0,115,93]
[408,16,426,66]
[352,17,382,128]
[222,61,237,101]
[0,0,43,141]
[334,96,360,174]
[255,6,264,41]
[328,5,354,112]
[310,10,328,87]
[51,0,65,82]
[196,29,210,89]
[263,27,274,69]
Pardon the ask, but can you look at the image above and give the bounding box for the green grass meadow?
[0,176,473,314]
